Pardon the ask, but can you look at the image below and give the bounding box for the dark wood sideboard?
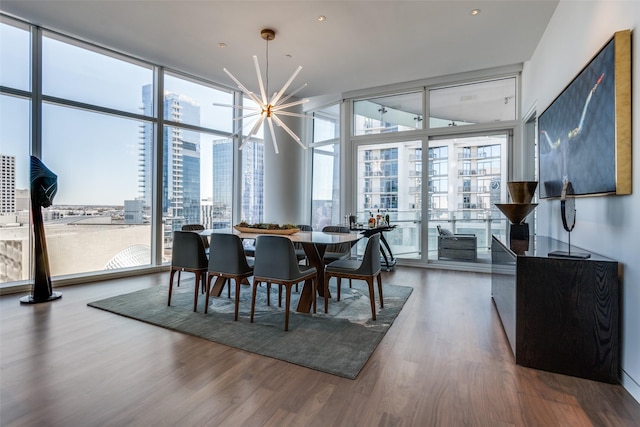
[491,235,620,383]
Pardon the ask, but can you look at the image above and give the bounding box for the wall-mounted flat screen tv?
[538,30,631,199]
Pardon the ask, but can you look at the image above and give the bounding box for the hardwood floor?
[2,267,639,426]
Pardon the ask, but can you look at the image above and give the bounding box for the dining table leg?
[208,275,228,297]
[296,242,330,312]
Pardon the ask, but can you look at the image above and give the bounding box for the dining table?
[201,228,362,313]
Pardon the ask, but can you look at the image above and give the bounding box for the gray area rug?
[88,279,412,379]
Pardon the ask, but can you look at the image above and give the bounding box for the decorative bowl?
[495,203,538,225]
[507,181,538,204]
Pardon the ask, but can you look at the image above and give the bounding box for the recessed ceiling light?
[470,9,481,16]
[218,42,227,48]
[318,15,326,22]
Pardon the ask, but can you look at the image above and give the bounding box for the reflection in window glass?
[353,92,422,136]
[0,19,30,91]
[0,95,31,285]
[164,73,233,132]
[311,144,339,230]
[42,32,153,115]
[429,77,516,128]
[41,104,152,277]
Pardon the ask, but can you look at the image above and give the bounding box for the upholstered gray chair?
[436,225,477,262]
[205,233,254,320]
[321,225,352,264]
[292,224,313,291]
[168,230,209,312]
[251,235,318,331]
[294,224,313,262]
[324,233,383,320]
[322,225,354,289]
[176,224,209,286]
[181,223,209,251]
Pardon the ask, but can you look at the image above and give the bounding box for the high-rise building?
[140,85,201,232]
[211,138,264,227]
[239,141,264,224]
[0,155,16,215]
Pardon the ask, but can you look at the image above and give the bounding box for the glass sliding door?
[427,134,509,263]
[355,140,422,260]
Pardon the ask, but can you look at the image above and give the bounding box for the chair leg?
[323,274,330,314]
[349,279,352,288]
[377,273,384,309]
[168,269,177,306]
[337,277,342,302]
[266,283,271,306]
[312,278,317,314]
[193,272,202,312]
[204,273,214,314]
[250,280,259,323]
[234,277,241,321]
[284,284,292,331]
[278,284,283,307]
[227,278,231,298]
[177,270,181,287]
[366,277,376,321]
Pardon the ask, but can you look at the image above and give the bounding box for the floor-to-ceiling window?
[0,15,238,289]
[37,31,155,276]
[310,103,340,230]
[239,96,265,225]
[160,73,234,259]
[349,76,518,268]
[0,18,31,285]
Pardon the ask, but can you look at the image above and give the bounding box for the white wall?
[522,0,640,402]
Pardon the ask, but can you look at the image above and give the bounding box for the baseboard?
[621,370,640,404]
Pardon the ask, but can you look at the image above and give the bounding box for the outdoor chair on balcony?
[437,225,477,262]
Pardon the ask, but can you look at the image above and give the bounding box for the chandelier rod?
[265,32,269,100]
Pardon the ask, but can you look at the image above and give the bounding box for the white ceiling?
[1,0,558,103]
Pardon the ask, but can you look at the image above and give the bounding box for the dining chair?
[168,230,209,312]
[294,224,313,260]
[322,225,354,289]
[181,223,209,251]
[292,224,313,292]
[321,225,353,264]
[205,233,254,320]
[323,233,383,320]
[177,224,209,287]
[251,235,317,331]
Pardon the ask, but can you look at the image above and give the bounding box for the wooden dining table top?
[202,228,362,245]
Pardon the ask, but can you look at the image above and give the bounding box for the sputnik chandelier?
[218,28,310,154]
